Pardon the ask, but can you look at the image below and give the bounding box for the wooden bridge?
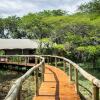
[0,55,100,100]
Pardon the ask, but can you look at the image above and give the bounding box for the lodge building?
[0,39,39,55]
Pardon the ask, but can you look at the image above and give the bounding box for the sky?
[0,0,92,17]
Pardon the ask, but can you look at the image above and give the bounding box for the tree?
[0,18,5,38]
[37,9,67,16]
[52,9,67,16]
[78,0,100,14]
[76,45,100,68]
[4,16,22,38]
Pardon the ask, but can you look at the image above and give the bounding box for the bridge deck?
[33,65,80,100]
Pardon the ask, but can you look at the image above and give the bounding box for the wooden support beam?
[75,68,79,94]
[49,57,51,65]
[55,57,57,67]
[92,84,99,100]
[47,57,49,64]
[36,68,39,96]
[35,57,38,65]
[25,57,27,66]
[69,64,72,82]
[17,86,22,100]
[41,62,45,82]
[63,60,66,72]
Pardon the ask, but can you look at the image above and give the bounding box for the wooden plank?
[33,65,80,100]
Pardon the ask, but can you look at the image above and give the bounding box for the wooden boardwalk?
[1,55,99,100]
[33,65,80,100]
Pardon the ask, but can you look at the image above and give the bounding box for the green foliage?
[76,45,100,55]
[76,45,100,67]
[78,0,100,14]
[0,8,99,68]
[4,16,22,38]
[37,9,67,16]
[0,50,5,55]
[0,18,5,38]
[53,44,65,50]
[52,44,68,56]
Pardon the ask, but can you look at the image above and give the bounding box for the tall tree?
[78,0,100,14]
[4,16,23,38]
[0,18,5,38]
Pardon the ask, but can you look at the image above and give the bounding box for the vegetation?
[0,50,5,55]
[0,1,100,99]
[0,0,99,68]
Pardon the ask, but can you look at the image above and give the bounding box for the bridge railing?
[0,55,45,100]
[0,55,100,100]
[42,55,100,100]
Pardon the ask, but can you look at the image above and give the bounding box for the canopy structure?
[0,39,39,50]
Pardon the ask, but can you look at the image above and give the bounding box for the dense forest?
[0,0,100,68]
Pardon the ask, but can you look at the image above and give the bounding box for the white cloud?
[0,0,92,17]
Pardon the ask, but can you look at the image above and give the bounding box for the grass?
[0,69,23,99]
[0,69,37,100]
[44,13,100,25]
[78,61,100,99]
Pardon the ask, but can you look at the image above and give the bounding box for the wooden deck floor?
[33,65,80,100]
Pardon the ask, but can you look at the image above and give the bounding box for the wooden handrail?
[41,55,100,100]
[0,55,100,100]
[42,55,100,88]
[0,55,45,100]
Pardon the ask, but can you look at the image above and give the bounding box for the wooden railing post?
[47,57,49,64]
[36,68,39,96]
[25,57,27,66]
[63,60,66,72]
[42,62,45,82]
[18,56,21,64]
[49,57,51,65]
[55,57,57,67]
[6,56,7,62]
[69,64,72,82]
[92,84,99,100]
[75,68,79,94]
[17,86,22,100]
[17,56,19,64]
[27,57,29,63]
[35,57,38,65]
[6,56,8,62]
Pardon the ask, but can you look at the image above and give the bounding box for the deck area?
[33,65,80,100]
